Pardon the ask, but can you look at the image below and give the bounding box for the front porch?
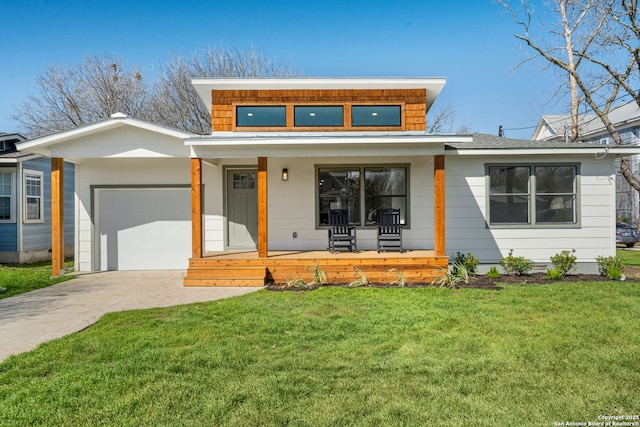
[184,250,449,286]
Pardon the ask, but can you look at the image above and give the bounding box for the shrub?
[486,266,500,279]
[307,263,328,287]
[387,268,409,288]
[499,250,534,276]
[545,268,563,280]
[286,277,311,289]
[451,251,479,276]
[550,249,577,276]
[348,267,369,288]
[607,266,624,281]
[432,262,469,288]
[595,255,624,278]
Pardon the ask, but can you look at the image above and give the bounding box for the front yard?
[0,260,74,300]
[0,281,638,426]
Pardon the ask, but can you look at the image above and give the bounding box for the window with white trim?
[488,164,578,226]
[0,169,15,222]
[23,170,44,223]
[317,165,408,227]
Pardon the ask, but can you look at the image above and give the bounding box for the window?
[236,106,286,127]
[0,169,15,222]
[0,141,13,152]
[352,105,401,127]
[24,170,43,223]
[488,164,577,226]
[364,167,407,225]
[294,106,343,127]
[599,137,609,145]
[318,168,361,226]
[317,165,408,226]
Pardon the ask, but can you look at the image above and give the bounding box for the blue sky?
[1,0,561,139]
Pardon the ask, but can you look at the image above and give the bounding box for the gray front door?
[226,169,258,248]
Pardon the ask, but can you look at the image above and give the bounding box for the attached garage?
[95,187,191,270]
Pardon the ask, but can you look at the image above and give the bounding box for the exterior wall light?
[282,168,289,181]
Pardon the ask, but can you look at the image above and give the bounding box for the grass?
[617,248,640,267]
[0,283,638,426]
[0,260,75,300]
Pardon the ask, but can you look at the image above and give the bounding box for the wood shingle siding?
[211,89,427,132]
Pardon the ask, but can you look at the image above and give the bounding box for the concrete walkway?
[0,271,261,362]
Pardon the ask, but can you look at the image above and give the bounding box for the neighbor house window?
[24,170,43,223]
[488,164,577,226]
[351,105,401,127]
[236,106,286,127]
[294,106,343,127]
[317,165,408,226]
[0,169,15,222]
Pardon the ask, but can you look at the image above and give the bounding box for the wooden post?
[51,158,64,277]
[434,155,446,256]
[258,157,268,258]
[191,158,203,259]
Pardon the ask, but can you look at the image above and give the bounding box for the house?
[0,132,74,263]
[532,101,640,225]
[16,78,639,284]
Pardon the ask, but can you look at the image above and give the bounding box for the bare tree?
[499,0,640,190]
[149,45,300,134]
[12,47,298,137]
[427,102,458,134]
[11,55,150,137]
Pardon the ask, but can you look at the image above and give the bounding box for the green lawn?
[1,283,638,426]
[617,247,640,266]
[0,260,74,300]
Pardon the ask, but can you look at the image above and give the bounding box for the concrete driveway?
[0,271,261,363]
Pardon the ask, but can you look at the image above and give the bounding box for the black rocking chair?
[327,209,357,252]
[377,208,403,253]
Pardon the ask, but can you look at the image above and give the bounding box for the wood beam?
[191,158,203,258]
[258,157,268,258]
[434,155,446,256]
[51,158,64,277]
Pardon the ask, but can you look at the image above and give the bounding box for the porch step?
[184,266,266,287]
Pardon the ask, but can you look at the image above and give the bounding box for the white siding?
[264,156,435,251]
[74,158,191,271]
[445,154,616,264]
[51,126,191,159]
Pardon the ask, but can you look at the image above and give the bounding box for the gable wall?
[50,126,191,159]
[211,89,427,132]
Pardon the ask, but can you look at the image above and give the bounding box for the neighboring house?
[532,101,640,225]
[0,132,74,263]
[17,78,640,284]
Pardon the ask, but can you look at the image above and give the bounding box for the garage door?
[96,188,191,270]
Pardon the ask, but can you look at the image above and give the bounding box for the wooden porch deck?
[184,250,449,287]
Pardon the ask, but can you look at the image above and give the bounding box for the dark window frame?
[316,164,410,228]
[236,106,287,128]
[294,105,344,127]
[351,105,402,127]
[486,163,580,228]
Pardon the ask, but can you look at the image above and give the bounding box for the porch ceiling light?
[282,168,289,181]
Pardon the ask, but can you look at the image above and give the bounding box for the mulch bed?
[265,273,637,292]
